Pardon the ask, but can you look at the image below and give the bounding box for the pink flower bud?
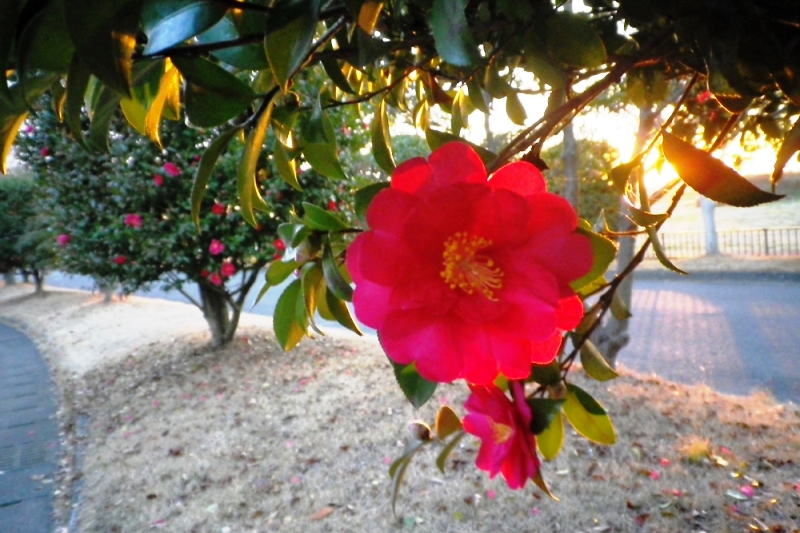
[153,174,164,187]
[208,273,223,286]
[56,234,70,247]
[162,162,181,177]
[208,239,225,255]
[123,214,142,228]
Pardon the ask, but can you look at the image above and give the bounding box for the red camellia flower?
[220,262,236,278]
[123,213,142,228]
[208,273,223,286]
[274,238,286,252]
[209,239,225,255]
[346,142,592,385]
[211,203,226,216]
[199,269,209,278]
[162,162,181,177]
[112,255,126,266]
[56,234,70,247]
[40,147,49,157]
[327,200,338,211]
[462,382,540,489]
[697,90,712,104]
[153,174,164,187]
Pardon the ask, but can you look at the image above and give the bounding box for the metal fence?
[636,227,800,258]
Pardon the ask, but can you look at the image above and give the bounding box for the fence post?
[763,228,769,256]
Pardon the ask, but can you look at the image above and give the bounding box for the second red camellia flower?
[346,142,593,385]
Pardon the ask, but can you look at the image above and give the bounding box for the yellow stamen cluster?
[440,232,504,300]
[490,420,513,444]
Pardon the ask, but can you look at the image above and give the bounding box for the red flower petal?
[488,161,546,197]
[391,157,431,193]
[427,142,487,188]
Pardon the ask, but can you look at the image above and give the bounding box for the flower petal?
[356,231,413,286]
[391,157,430,193]
[427,142,487,188]
[351,279,392,329]
[366,188,417,233]
[489,161,546,197]
[380,310,462,382]
[556,295,584,330]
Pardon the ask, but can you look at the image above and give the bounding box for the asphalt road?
[621,275,800,404]
[35,271,800,404]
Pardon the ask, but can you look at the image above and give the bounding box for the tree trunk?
[562,123,579,211]
[199,283,238,347]
[33,269,43,293]
[701,197,719,255]
[3,272,15,285]
[592,105,659,367]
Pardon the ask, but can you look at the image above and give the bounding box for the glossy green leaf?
[430,0,480,67]
[529,359,561,386]
[772,116,800,188]
[65,0,141,96]
[17,0,73,74]
[119,61,164,135]
[435,431,465,473]
[563,383,616,445]
[624,199,668,227]
[315,283,335,321]
[273,278,306,351]
[646,225,687,275]
[546,11,606,69]
[505,92,527,126]
[609,157,641,193]
[273,140,301,190]
[532,469,558,501]
[392,361,437,409]
[579,339,619,382]
[570,221,616,291]
[236,97,274,226]
[527,398,564,435]
[303,202,348,232]
[142,59,181,147]
[324,287,362,335]
[191,127,242,228]
[357,1,384,34]
[523,50,566,89]
[88,86,122,152]
[265,0,321,91]
[389,439,426,517]
[64,56,92,145]
[610,291,632,320]
[536,412,564,461]
[321,239,353,301]
[303,143,347,180]
[1,113,28,174]
[450,87,467,134]
[196,15,270,69]
[425,128,497,166]
[354,181,390,221]
[301,95,334,144]
[466,76,489,114]
[371,99,396,173]
[321,59,358,95]
[662,132,784,207]
[266,259,301,287]
[172,56,256,128]
[301,262,325,333]
[141,0,227,54]
[435,405,463,440]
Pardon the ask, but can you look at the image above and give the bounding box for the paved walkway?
[0,322,59,533]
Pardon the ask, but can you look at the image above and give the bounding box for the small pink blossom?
[383,456,392,465]
[486,489,496,500]
[208,273,223,286]
[220,262,236,278]
[162,162,181,177]
[24,125,33,133]
[649,470,661,480]
[56,234,70,247]
[738,485,755,499]
[40,147,49,157]
[153,174,164,187]
[697,90,712,104]
[462,382,540,490]
[124,213,142,228]
[659,458,670,467]
[112,255,126,265]
[211,203,226,216]
[209,239,225,255]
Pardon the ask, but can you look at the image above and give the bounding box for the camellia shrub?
[0,175,51,289]
[15,105,351,346]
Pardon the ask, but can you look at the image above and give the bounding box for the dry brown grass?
[2,286,800,533]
